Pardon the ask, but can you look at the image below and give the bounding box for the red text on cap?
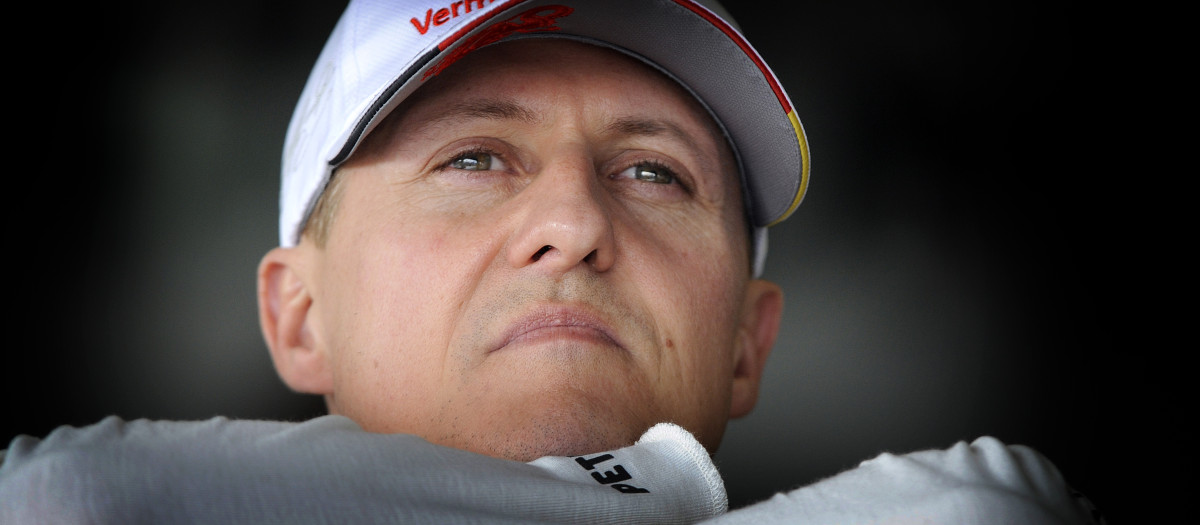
[411,0,502,35]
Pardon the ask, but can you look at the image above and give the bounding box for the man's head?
[257,0,809,461]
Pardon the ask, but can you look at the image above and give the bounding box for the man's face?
[265,39,781,461]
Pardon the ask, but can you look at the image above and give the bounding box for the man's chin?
[433,407,649,462]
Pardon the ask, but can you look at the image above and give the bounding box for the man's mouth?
[490,306,621,354]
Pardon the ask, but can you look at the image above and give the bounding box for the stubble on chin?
[432,398,649,462]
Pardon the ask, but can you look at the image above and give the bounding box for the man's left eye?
[448,151,494,171]
[622,163,675,184]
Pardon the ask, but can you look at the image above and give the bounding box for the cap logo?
[410,0,500,35]
[423,4,574,80]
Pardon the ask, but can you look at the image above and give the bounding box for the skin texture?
[258,39,783,461]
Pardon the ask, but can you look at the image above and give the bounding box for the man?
[258,35,784,462]
[2,1,1100,523]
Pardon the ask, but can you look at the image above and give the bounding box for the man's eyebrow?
[426,99,541,127]
[605,117,681,139]
[604,116,717,160]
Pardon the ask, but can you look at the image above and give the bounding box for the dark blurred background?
[10,1,1161,522]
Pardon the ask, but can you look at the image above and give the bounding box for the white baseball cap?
[281,0,810,276]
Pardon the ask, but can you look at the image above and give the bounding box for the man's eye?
[448,151,494,171]
[622,163,675,184]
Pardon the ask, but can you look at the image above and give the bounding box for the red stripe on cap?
[672,0,793,114]
[438,0,526,50]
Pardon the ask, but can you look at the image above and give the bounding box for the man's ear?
[257,246,333,395]
[729,279,783,419]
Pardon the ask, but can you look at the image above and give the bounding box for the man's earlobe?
[729,279,783,419]
[257,247,333,395]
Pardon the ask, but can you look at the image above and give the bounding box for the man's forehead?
[415,96,714,147]
[365,40,734,168]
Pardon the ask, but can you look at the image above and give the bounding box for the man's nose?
[505,157,616,274]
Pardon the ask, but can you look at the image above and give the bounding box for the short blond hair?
[299,172,346,249]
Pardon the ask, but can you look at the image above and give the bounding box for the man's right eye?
[448,150,494,171]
